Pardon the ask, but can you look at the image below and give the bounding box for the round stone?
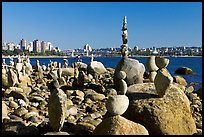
[155,56,169,69]
[106,95,129,115]
[117,71,126,80]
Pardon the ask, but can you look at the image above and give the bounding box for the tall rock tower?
[114,16,145,87]
[121,16,129,57]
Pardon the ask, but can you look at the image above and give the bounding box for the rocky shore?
[2,16,202,135]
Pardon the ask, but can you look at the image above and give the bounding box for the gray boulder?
[87,61,107,75]
[114,57,145,87]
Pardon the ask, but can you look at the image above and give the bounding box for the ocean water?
[3,56,202,90]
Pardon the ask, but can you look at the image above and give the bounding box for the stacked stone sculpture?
[146,56,159,82]
[63,59,68,68]
[121,16,129,57]
[94,71,149,135]
[106,71,129,115]
[154,56,173,97]
[48,80,67,132]
[114,16,145,87]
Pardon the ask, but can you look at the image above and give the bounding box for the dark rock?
[2,121,39,135]
[175,67,193,75]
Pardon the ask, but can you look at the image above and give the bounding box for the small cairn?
[106,71,129,115]
[93,71,149,135]
[154,56,173,97]
[146,56,159,82]
[63,59,68,68]
[48,80,67,132]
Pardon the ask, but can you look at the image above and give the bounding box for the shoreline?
[2,55,202,58]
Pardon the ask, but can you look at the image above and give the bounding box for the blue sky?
[2,2,202,51]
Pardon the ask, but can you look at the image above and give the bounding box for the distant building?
[20,39,27,51]
[152,46,158,54]
[27,42,33,52]
[41,41,46,53]
[7,42,15,51]
[47,42,53,51]
[84,44,92,56]
[33,39,41,52]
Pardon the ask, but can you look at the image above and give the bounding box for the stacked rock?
[48,80,67,132]
[121,16,129,58]
[114,16,145,87]
[106,71,129,115]
[154,56,173,97]
[93,71,149,135]
[146,56,159,82]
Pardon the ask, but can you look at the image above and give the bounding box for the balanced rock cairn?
[154,56,173,97]
[48,80,67,132]
[121,16,129,58]
[146,56,159,82]
[114,16,145,87]
[106,71,129,115]
[94,71,149,135]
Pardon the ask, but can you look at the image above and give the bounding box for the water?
[3,56,202,90]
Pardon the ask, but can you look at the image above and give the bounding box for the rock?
[93,115,149,135]
[9,101,19,109]
[175,67,193,75]
[2,121,39,135]
[44,132,70,135]
[146,56,159,72]
[196,87,202,99]
[14,107,28,117]
[61,67,75,77]
[114,57,145,87]
[8,69,19,87]
[15,63,23,72]
[116,71,126,79]
[18,75,31,85]
[155,56,169,69]
[76,62,87,71]
[185,86,194,94]
[106,95,129,115]
[67,105,78,115]
[72,90,85,99]
[48,80,67,132]
[47,70,58,80]
[124,83,197,135]
[69,122,95,135]
[87,61,107,75]
[86,92,105,101]
[4,87,29,103]
[149,71,157,82]
[117,79,127,95]
[105,88,117,97]
[2,101,10,121]
[173,75,187,87]
[154,68,173,97]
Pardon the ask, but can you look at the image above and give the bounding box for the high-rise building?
[33,39,41,52]
[47,42,53,51]
[27,42,33,52]
[20,39,27,51]
[41,41,46,53]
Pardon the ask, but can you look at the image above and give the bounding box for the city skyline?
[2,2,202,51]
